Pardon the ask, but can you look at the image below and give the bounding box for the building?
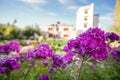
[45,22,75,40]
[76,3,99,34]
[93,14,99,27]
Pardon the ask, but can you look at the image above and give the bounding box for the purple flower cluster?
[0,45,5,54]
[51,52,74,68]
[38,74,49,80]
[110,46,120,62]
[62,52,74,64]
[0,57,20,73]
[51,54,63,68]
[63,27,109,60]
[40,62,48,66]
[105,32,120,42]
[18,54,25,62]
[0,40,20,54]
[27,43,54,59]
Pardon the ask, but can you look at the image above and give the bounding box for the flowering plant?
[62,27,110,80]
[0,40,20,54]
[27,43,54,59]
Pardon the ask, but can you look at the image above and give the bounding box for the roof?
[77,3,94,12]
[47,23,73,27]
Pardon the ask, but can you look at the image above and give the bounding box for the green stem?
[78,57,85,80]
[23,68,31,80]
[6,71,11,80]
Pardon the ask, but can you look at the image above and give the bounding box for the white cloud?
[100,16,112,21]
[99,12,114,31]
[100,13,113,21]
[58,0,68,4]
[67,5,79,10]
[48,12,57,16]
[80,0,88,4]
[20,0,47,5]
[58,0,74,4]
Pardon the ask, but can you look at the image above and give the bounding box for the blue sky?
[0,0,116,31]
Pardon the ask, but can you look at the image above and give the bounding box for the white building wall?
[46,24,75,40]
[58,25,75,39]
[76,3,94,32]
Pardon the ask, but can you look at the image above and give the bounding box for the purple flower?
[63,52,74,64]
[0,57,20,73]
[19,54,25,62]
[27,43,54,59]
[47,67,55,73]
[28,64,33,68]
[0,40,20,54]
[105,32,120,42]
[0,67,7,73]
[27,50,34,58]
[110,46,120,62]
[0,45,5,54]
[38,74,49,80]
[51,54,63,68]
[64,27,109,60]
[51,53,74,68]
[89,63,95,69]
[40,62,48,66]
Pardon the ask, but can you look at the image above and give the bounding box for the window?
[64,28,69,31]
[48,28,53,31]
[49,33,53,37]
[84,17,88,21]
[84,8,88,14]
[56,27,59,31]
[64,34,68,37]
[84,23,88,28]
[84,10,88,14]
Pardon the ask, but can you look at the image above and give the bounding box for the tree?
[12,19,17,26]
[22,25,41,39]
[0,24,5,39]
[34,24,41,35]
[3,25,20,39]
[109,0,120,35]
[23,25,34,39]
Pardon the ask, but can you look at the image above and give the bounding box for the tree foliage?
[109,0,120,35]
[0,22,41,40]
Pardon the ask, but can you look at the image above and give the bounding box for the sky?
[0,0,116,31]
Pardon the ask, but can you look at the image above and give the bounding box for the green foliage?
[23,26,34,39]
[109,0,120,35]
[3,26,20,39]
[0,44,120,80]
[22,25,41,39]
[19,40,26,46]
[34,24,41,35]
[0,24,5,36]
[0,23,20,39]
[0,22,41,40]
[42,39,67,53]
[80,56,120,80]
[109,25,120,35]
[0,59,48,80]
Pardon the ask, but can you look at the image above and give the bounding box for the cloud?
[20,0,47,5]
[58,0,68,4]
[80,0,88,4]
[47,12,57,16]
[99,12,114,31]
[67,5,79,10]
[100,13,113,21]
[58,0,74,5]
